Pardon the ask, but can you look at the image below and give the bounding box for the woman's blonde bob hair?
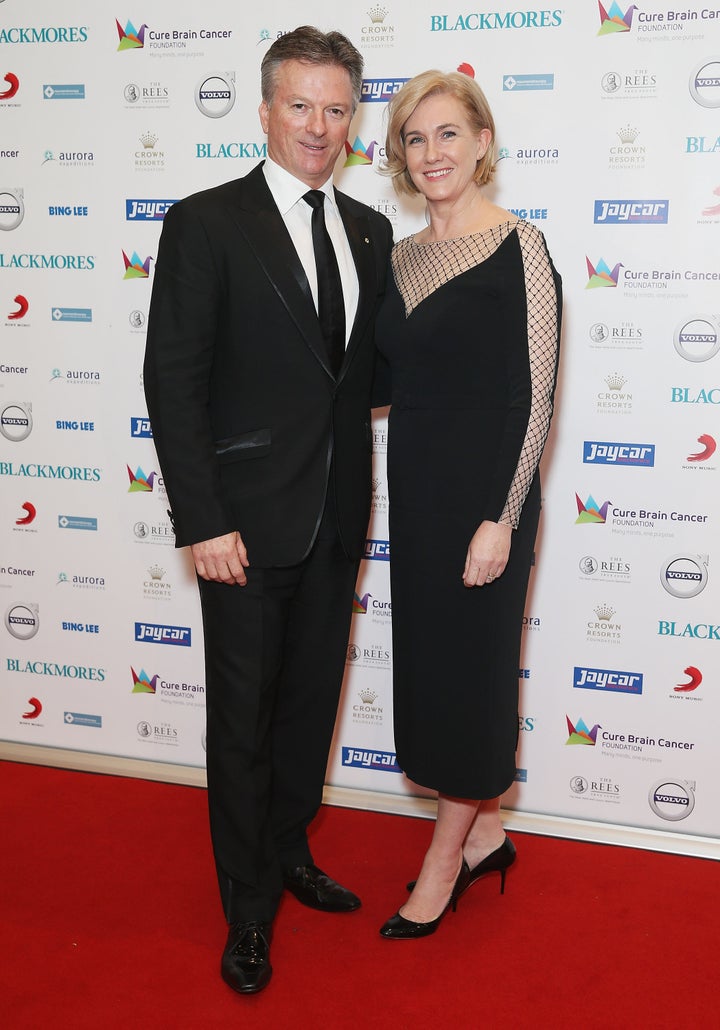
[383,70,497,196]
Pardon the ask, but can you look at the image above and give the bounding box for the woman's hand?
[462,521,512,588]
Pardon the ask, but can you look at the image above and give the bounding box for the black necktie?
[303,190,345,376]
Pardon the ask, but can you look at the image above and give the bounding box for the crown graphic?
[594,604,615,621]
[148,564,165,580]
[140,132,158,149]
[617,124,639,144]
[605,372,626,390]
[359,688,378,703]
[368,5,388,22]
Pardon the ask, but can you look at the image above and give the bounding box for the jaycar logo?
[134,621,191,646]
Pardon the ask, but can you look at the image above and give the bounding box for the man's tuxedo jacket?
[144,163,393,566]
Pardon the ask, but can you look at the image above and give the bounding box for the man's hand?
[191,532,249,585]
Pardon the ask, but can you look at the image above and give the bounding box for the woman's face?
[402,92,491,203]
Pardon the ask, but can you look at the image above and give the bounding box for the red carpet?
[1,760,716,1028]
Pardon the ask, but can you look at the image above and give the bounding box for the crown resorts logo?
[586,257,622,288]
[597,2,636,35]
[610,125,645,169]
[566,717,600,745]
[122,250,152,278]
[131,667,157,693]
[575,495,611,524]
[618,124,639,144]
[127,465,156,492]
[116,20,147,51]
[587,605,622,644]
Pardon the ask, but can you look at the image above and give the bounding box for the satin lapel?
[222,166,334,377]
[336,192,377,385]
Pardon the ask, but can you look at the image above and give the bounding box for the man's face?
[259,59,354,188]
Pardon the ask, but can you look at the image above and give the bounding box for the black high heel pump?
[460,835,516,897]
[406,836,516,897]
[379,861,469,940]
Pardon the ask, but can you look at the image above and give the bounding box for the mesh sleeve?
[498,223,561,528]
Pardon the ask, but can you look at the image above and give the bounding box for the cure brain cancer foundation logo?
[597,2,637,36]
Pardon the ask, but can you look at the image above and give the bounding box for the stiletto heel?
[462,835,516,898]
[380,861,469,939]
[406,836,516,897]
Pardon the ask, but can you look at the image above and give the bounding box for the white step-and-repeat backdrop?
[2,1,718,855]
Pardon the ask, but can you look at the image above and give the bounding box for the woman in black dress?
[376,71,561,938]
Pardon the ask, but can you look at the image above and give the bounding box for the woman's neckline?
[409,217,521,247]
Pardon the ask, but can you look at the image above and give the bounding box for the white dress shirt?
[262,157,359,346]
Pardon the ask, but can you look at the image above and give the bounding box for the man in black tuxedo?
[144,26,392,995]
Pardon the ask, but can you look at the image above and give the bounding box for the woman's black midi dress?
[376,219,561,798]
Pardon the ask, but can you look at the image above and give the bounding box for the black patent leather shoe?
[221,920,272,995]
[379,905,451,940]
[380,863,467,939]
[283,864,361,912]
